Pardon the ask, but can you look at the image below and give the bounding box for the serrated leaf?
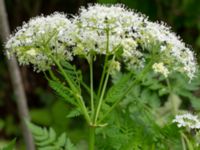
[26,121,44,136]
[65,138,77,150]
[60,61,82,91]
[56,133,66,147]
[67,108,81,118]
[34,128,48,142]
[37,128,57,146]
[27,121,75,150]
[105,73,132,103]
[48,80,77,106]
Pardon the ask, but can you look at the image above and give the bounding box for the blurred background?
[0,0,200,149]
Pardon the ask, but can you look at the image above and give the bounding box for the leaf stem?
[53,59,91,124]
[97,29,110,97]
[88,56,95,120]
[181,131,187,150]
[54,59,77,93]
[94,56,115,124]
[181,131,194,150]
[94,28,110,124]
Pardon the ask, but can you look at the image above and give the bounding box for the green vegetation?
[0,0,200,149]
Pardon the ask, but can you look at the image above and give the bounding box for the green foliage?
[169,73,200,110]
[105,73,132,103]
[66,108,81,118]
[26,121,77,150]
[60,61,83,92]
[1,139,16,150]
[30,100,70,135]
[48,79,77,106]
[2,1,200,149]
[94,70,200,149]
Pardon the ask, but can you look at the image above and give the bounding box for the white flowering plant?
[5,4,198,150]
[172,113,200,149]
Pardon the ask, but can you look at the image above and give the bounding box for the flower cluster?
[59,4,146,70]
[5,4,197,78]
[152,62,169,77]
[6,13,72,71]
[173,113,200,129]
[140,21,197,79]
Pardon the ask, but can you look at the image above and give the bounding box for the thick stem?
[89,126,95,150]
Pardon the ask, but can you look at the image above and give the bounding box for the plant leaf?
[1,139,16,150]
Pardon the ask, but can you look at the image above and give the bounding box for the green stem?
[54,59,77,93]
[94,67,110,124]
[48,70,58,81]
[97,55,108,97]
[94,56,115,124]
[98,59,154,123]
[78,95,91,124]
[181,132,194,150]
[53,59,91,124]
[89,56,95,120]
[97,29,110,97]
[181,132,187,150]
[89,126,95,150]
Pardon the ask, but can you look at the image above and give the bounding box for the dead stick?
[0,0,35,149]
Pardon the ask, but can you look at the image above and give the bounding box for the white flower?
[137,21,197,79]
[6,12,72,72]
[59,4,145,70]
[152,62,169,77]
[6,4,197,78]
[173,113,200,129]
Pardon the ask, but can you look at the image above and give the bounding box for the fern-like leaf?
[104,73,132,103]
[60,61,82,92]
[66,108,81,118]
[48,79,77,106]
[65,139,77,150]
[27,121,77,150]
